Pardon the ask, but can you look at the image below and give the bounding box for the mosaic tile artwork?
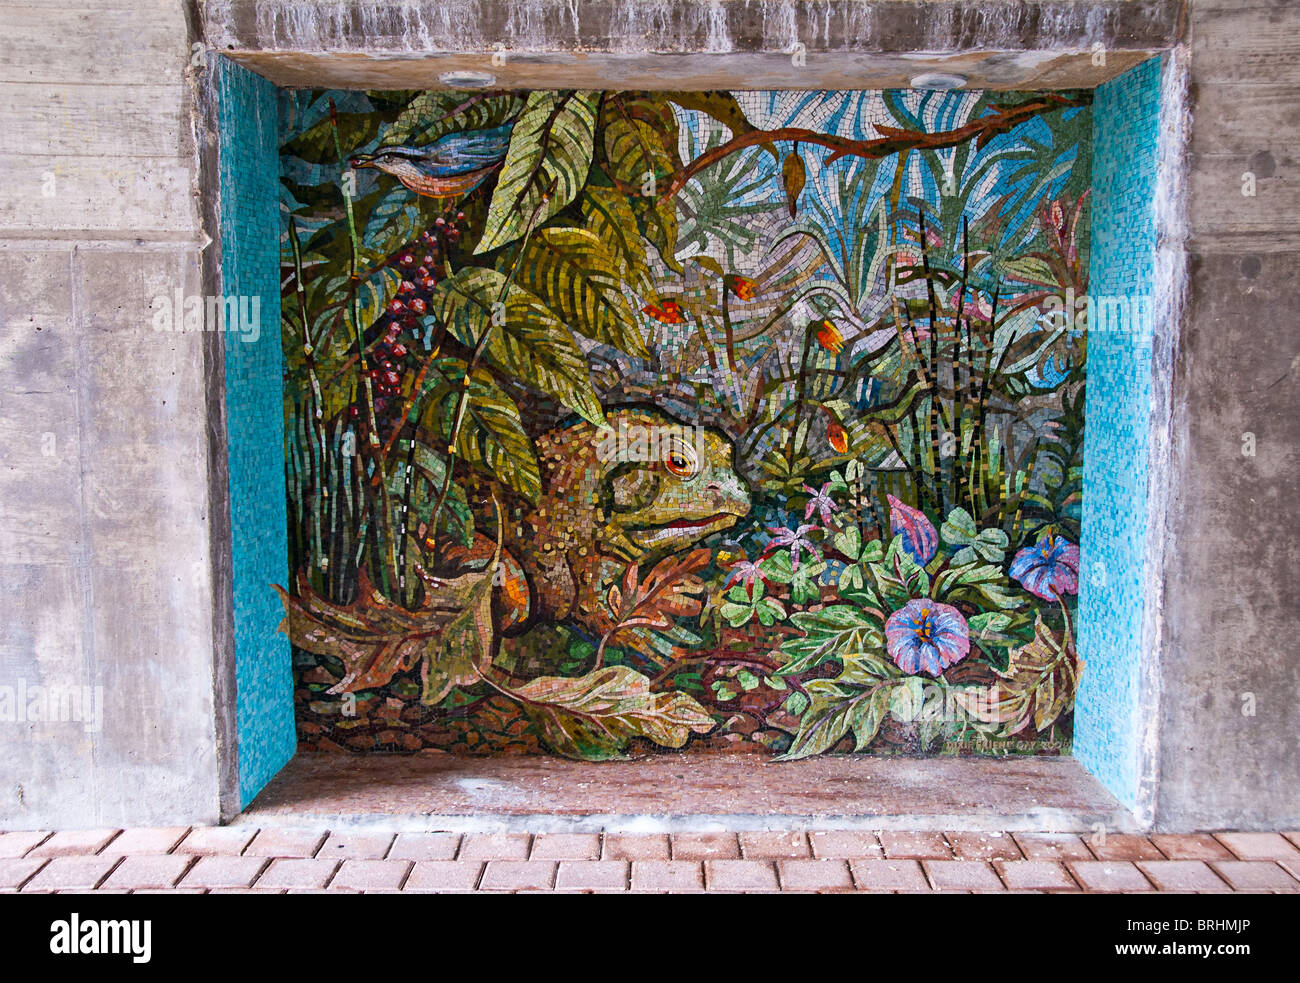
[275,87,1093,760]
[1075,56,1164,807]
[218,58,296,807]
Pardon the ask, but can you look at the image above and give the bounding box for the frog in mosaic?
[436,406,751,653]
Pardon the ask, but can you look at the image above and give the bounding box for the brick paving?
[0,827,1295,893]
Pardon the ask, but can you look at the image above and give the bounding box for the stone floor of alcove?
[236,751,1139,834]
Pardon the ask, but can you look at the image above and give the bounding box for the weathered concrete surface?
[0,0,222,827]
[1151,0,1300,830]
[0,0,1295,831]
[207,0,1181,89]
[238,751,1141,833]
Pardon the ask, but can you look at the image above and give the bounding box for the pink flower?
[887,495,938,564]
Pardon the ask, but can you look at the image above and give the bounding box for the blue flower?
[885,600,971,676]
[1009,536,1080,600]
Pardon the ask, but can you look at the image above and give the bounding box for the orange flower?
[726,275,756,300]
[828,421,849,454]
[642,300,686,324]
[815,319,844,355]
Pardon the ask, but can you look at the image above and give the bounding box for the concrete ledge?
[204,0,1185,89]
[235,752,1141,833]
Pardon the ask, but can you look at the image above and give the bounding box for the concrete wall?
[1155,0,1300,830]
[0,0,223,826]
[0,0,1295,830]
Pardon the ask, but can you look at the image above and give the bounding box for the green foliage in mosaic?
[477,90,600,254]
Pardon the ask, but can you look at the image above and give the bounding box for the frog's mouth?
[624,512,741,549]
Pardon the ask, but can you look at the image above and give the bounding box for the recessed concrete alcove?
[199,0,1189,831]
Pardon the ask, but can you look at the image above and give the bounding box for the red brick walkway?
[1,828,1297,893]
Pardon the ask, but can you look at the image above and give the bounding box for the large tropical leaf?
[385,440,474,548]
[428,266,604,425]
[421,360,542,504]
[778,604,886,677]
[603,99,677,193]
[515,227,648,358]
[476,90,600,254]
[275,566,489,696]
[951,613,1079,735]
[382,92,524,150]
[777,658,900,760]
[581,187,654,298]
[508,665,716,760]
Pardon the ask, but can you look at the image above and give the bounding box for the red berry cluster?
[351,210,468,429]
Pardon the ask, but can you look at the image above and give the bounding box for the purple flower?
[1009,535,1080,600]
[766,524,822,570]
[725,558,765,593]
[887,495,938,564]
[885,600,971,676]
[803,483,839,526]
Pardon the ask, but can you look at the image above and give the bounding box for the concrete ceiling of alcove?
[203,0,1185,90]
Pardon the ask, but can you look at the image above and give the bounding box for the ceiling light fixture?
[908,72,968,91]
[438,70,497,90]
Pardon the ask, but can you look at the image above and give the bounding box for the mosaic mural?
[276,87,1092,760]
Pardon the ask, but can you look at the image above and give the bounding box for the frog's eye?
[663,438,699,479]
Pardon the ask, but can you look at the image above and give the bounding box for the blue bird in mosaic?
[350,123,513,200]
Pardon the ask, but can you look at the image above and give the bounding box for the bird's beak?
[350,154,375,169]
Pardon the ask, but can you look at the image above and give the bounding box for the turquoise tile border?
[1075,57,1163,809]
[217,57,297,808]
